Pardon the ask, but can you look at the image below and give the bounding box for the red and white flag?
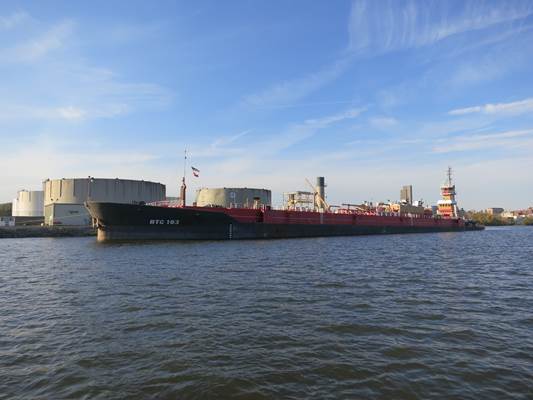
[191,166,200,177]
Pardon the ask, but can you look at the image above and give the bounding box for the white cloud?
[369,116,398,129]
[0,103,130,121]
[0,105,84,121]
[348,0,533,54]
[432,129,533,153]
[242,56,352,108]
[0,11,28,30]
[1,20,74,63]
[0,136,160,181]
[241,0,533,111]
[449,98,533,116]
[189,130,251,158]
[449,58,506,86]
[304,107,365,126]
[190,106,366,164]
[0,63,171,122]
[268,106,366,152]
[56,106,86,120]
[209,130,250,148]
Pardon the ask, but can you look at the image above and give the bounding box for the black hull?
[86,202,483,242]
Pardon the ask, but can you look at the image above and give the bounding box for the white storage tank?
[43,177,166,225]
[195,187,271,208]
[12,190,44,217]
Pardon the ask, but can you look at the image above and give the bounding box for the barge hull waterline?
[87,202,483,242]
[96,223,479,242]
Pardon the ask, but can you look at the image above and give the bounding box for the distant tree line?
[0,203,12,217]
[523,216,533,226]
[467,212,511,226]
[466,211,533,226]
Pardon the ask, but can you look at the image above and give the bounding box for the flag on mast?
[191,166,200,177]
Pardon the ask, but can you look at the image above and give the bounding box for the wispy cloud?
[0,139,160,189]
[1,20,74,63]
[0,103,130,121]
[0,82,170,121]
[242,56,352,108]
[190,130,251,158]
[0,105,86,121]
[348,0,533,54]
[432,129,533,153]
[369,116,398,130]
[243,1,533,112]
[193,106,366,163]
[271,106,366,151]
[448,58,507,86]
[304,107,365,127]
[210,130,251,148]
[0,11,28,30]
[0,32,172,122]
[417,116,492,138]
[449,98,533,116]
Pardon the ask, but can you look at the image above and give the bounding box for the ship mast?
[180,149,187,207]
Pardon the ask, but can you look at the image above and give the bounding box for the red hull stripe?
[179,207,464,228]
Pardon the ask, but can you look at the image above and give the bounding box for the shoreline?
[0,226,96,239]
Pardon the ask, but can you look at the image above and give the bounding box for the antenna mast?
[183,149,187,180]
[447,166,453,186]
[180,149,187,206]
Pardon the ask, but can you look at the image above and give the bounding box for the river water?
[1,227,532,399]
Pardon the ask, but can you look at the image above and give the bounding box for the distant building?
[43,177,166,225]
[486,207,504,215]
[0,217,15,227]
[400,185,413,205]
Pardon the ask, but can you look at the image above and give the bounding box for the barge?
[85,168,483,241]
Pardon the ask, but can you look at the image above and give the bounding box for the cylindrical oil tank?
[43,177,166,205]
[195,188,271,208]
[12,190,44,216]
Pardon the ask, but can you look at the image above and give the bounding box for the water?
[1,227,532,399]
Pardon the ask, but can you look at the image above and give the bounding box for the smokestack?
[316,177,325,211]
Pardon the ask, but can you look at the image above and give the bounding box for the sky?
[1,0,533,210]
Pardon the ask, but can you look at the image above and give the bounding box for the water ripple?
[1,228,533,399]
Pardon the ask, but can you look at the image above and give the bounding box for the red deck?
[169,206,464,228]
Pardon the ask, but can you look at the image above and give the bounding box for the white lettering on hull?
[149,219,180,225]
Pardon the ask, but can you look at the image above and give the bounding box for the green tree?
[0,203,12,217]
[523,216,533,226]
[469,212,511,226]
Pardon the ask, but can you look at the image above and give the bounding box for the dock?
[0,226,96,239]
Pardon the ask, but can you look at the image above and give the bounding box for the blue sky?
[1,0,533,209]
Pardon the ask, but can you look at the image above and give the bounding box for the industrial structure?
[437,167,458,218]
[284,191,315,211]
[400,185,413,205]
[12,190,44,217]
[195,187,271,208]
[284,177,328,212]
[44,178,166,225]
